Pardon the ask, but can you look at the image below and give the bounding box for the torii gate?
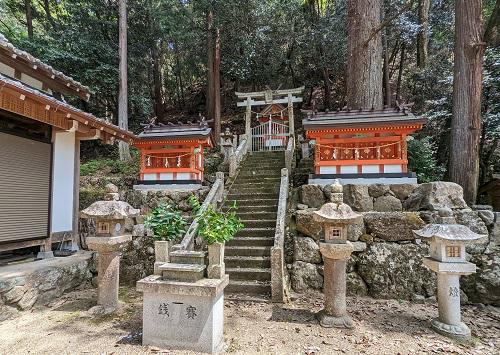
[236,87,304,148]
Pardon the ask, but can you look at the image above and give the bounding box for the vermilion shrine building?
[0,34,135,257]
[133,120,213,190]
[303,108,426,185]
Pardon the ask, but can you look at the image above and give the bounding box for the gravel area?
[0,287,498,354]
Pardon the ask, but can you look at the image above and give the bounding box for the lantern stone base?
[317,310,354,329]
[431,319,471,340]
[137,275,229,354]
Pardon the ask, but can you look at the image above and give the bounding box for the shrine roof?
[302,107,426,130]
[137,119,212,140]
[0,33,91,101]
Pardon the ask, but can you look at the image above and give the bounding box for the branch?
[365,0,415,46]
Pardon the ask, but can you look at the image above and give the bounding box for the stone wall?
[0,252,95,320]
[79,187,210,284]
[289,182,500,306]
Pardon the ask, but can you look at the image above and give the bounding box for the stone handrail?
[172,172,225,251]
[229,136,249,178]
[271,167,289,303]
[285,136,295,173]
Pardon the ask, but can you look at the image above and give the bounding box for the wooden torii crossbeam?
[236,86,304,139]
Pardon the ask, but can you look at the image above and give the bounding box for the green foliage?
[407,137,446,183]
[144,204,187,241]
[189,196,243,245]
[80,158,139,177]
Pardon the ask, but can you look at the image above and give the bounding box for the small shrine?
[256,103,289,124]
[303,107,426,185]
[134,118,213,190]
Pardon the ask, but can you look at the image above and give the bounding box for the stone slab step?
[229,186,279,194]
[225,246,271,257]
[159,263,206,282]
[226,267,271,281]
[225,256,271,268]
[226,280,271,295]
[227,192,278,200]
[169,250,206,265]
[224,199,278,207]
[236,228,275,238]
[242,163,285,169]
[239,219,276,228]
[233,177,281,183]
[235,211,277,220]
[238,170,282,178]
[225,205,277,213]
[226,237,274,247]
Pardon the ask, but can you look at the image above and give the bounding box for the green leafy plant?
[408,136,446,183]
[189,196,244,245]
[144,204,187,241]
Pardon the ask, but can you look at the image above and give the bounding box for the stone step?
[169,250,206,265]
[235,211,277,220]
[159,263,206,282]
[226,237,274,247]
[226,280,271,295]
[225,199,278,207]
[225,256,271,268]
[229,186,279,195]
[225,246,271,257]
[225,205,277,213]
[238,170,282,177]
[227,192,278,201]
[239,219,276,228]
[226,267,271,281]
[233,176,281,184]
[242,163,285,169]
[235,228,275,238]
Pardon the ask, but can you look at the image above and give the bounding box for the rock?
[425,296,437,304]
[2,286,26,304]
[359,234,374,243]
[323,184,343,203]
[462,253,500,306]
[298,185,326,208]
[347,218,365,242]
[477,210,495,226]
[17,289,38,310]
[368,184,390,198]
[363,212,425,242]
[104,192,119,201]
[373,195,403,212]
[411,293,425,304]
[105,183,119,193]
[453,209,489,254]
[347,272,368,296]
[0,305,18,322]
[460,289,469,305]
[343,185,373,212]
[488,222,500,249]
[357,243,437,299]
[472,205,493,211]
[146,247,155,255]
[351,241,367,252]
[294,236,322,264]
[295,209,323,240]
[297,203,309,210]
[132,224,146,237]
[390,184,418,201]
[290,261,324,292]
[403,181,467,211]
[0,279,15,293]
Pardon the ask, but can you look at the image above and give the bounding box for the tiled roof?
[138,119,212,140]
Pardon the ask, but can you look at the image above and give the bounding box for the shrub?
[144,204,187,241]
[408,136,446,183]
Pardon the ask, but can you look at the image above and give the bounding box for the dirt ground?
[0,287,498,355]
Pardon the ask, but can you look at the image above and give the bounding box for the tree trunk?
[25,0,33,39]
[43,0,56,29]
[417,0,431,68]
[449,0,485,204]
[346,0,383,110]
[206,10,221,144]
[118,0,131,161]
[323,68,331,110]
[206,11,214,121]
[383,29,391,107]
[395,43,405,103]
[152,41,163,119]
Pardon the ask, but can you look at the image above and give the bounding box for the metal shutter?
[0,132,51,243]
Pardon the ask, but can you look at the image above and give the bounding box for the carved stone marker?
[413,208,486,340]
[313,182,361,328]
[81,185,139,314]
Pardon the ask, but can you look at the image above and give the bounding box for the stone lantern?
[220,127,234,164]
[313,182,361,328]
[81,184,139,314]
[413,208,486,340]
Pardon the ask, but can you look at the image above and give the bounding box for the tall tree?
[118,0,131,161]
[206,8,221,143]
[416,0,431,68]
[24,0,33,39]
[448,0,485,204]
[346,0,383,110]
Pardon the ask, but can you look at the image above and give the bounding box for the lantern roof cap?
[413,224,486,242]
[80,201,140,220]
[313,202,362,224]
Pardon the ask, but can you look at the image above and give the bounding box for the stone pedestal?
[137,275,229,354]
[207,242,225,279]
[154,240,171,275]
[423,258,476,339]
[87,235,131,314]
[318,242,354,329]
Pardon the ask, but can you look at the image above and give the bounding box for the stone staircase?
[222,151,285,297]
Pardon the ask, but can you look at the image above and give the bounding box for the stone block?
[453,209,489,254]
[363,212,425,242]
[298,185,326,208]
[390,184,418,201]
[343,185,373,212]
[2,286,26,304]
[132,224,146,237]
[295,209,323,240]
[290,261,323,292]
[368,184,390,198]
[17,289,38,310]
[477,210,495,226]
[373,195,403,212]
[351,241,367,252]
[294,236,322,264]
[403,181,467,211]
[347,272,368,296]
